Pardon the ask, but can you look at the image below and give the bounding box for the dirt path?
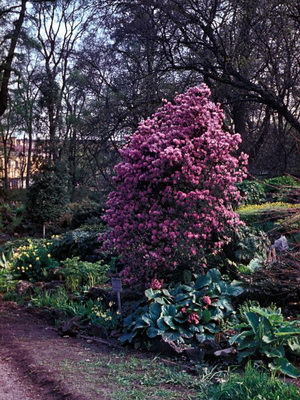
[0,298,109,400]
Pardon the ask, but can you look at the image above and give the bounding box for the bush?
[10,239,59,282]
[102,85,248,284]
[61,256,109,292]
[49,229,104,262]
[120,268,243,348]
[236,180,266,205]
[67,199,103,229]
[224,225,270,265]
[25,162,69,232]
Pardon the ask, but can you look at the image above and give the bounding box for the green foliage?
[49,230,103,261]
[67,199,103,229]
[230,304,300,378]
[30,287,121,330]
[61,256,109,292]
[89,302,121,330]
[226,225,269,265]
[262,176,300,203]
[120,268,243,347]
[236,180,266,205]
[0,253,15,292]
[30,287,95,319]
[206,362,300,400]
[25,162,69,227]
[0,202,25,234]
[10,239,59,282]
[237,202,299,231]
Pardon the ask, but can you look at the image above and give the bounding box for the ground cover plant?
[230,303,300,378]
[207,362,300,400]
[120,268,243,347]
[101,84,248,285]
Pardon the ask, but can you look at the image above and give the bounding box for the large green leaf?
[275,327,300,337]
[201,308,211,324]
[157,318,169,331]
[229,330,253,345]
[238,337,260,351]
[244,312,260,331]
[174,293,192,305]
[207,268,222,282]
[149,302,162,320]
[161,304,177,317]
[261,346,285,358]
[146,326,165,338]
[288,338,300,355]
[141,315,153,326]
[119,331,137,344]
[162,316,177,330]
[219,281,244,296]
[133,318,151,330]
[194,274,212,289]
[269,358,300,378]
[179,327,194,339]
[163,330,182,341]
[196,333,206,343]
[237,348,256,361]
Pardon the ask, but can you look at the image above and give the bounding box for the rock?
[16,280,34,295]
[214,347,236,357]
[58,317,81,337]
[150,337,183,357]
[86,323,108,339]
[185,347,205,362]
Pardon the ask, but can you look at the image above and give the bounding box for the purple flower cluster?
[101,85,248,284]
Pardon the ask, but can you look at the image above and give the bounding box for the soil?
[0,297,117,400]
[1,295,300,399]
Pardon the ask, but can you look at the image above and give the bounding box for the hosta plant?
[120,268,243,347]
[230,304,300,378]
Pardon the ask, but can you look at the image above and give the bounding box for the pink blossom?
[100,85,248,284]
[203,296,212,305]
[187,312,200,325]
[150,278,164,290]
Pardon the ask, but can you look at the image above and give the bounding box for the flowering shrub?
[102,85,248,283]
[120,268,243,347]
[11,240,59,282]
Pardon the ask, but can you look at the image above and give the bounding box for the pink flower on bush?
[101,85,248,285]
[181,307,188,315]
[187,312,200,325]
[150,278,164,290]
[203,296,212,306]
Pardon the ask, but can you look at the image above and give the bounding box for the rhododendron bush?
[101,85,248,284]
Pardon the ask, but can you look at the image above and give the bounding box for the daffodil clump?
[11,240,59,282]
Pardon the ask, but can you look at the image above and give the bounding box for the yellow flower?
[48,254,51,258]
[36,257,40,261]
